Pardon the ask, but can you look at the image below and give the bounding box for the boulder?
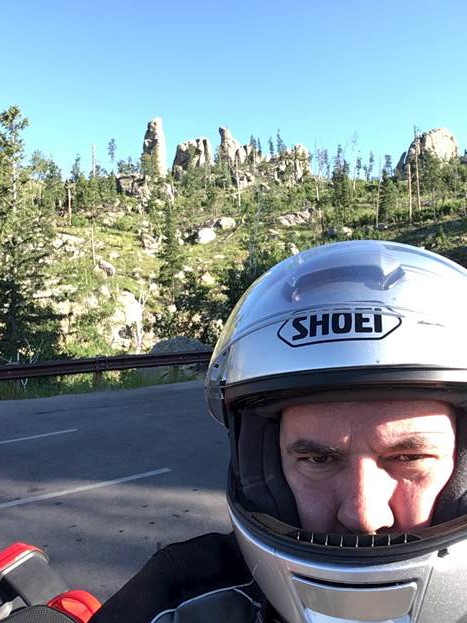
[396,128,459,176]
[214,216,236,231]
[196,227,217,244]
[139,231,162,254]
[33,283,78,301]
[109,290,144,351]
[139,336,212,382]
[200,272,216,286]
[142,117,167,177]
[53,233,85,249]
[277,208,314,227]
[53,233,86,258]
[150,336,211,354]
[291,144,310,182]
[97,258,116,277]
[84,293,99,309]
[115,172,147,199]
[99,285,111,299]
[327,225,353,238]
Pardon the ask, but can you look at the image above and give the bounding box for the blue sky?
[2,0,466,176]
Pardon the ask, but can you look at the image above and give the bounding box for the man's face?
[280,400,456,534]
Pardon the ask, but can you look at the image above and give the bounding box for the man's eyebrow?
[286,439,345,455]
[383,433,447,453]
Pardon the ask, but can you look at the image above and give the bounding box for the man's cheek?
[392,482,439,529]
[293,482,338,531]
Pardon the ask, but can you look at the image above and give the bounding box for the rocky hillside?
[2,105,466,364]
[45,197,467,358]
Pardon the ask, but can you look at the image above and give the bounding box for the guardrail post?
[93,370,103,389]
[168,365,180,383]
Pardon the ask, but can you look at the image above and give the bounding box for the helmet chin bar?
[229,499,467,623]
[293,579,414,623]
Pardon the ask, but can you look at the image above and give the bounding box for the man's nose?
[336,456,396,534]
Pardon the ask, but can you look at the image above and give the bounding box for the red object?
[0,543,45,573]
[0,543,101,621]
[48,590,101,623]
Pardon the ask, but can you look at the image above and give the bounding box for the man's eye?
[305,454,335,465]
[393,454,428,463]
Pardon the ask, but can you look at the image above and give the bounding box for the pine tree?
[419,151,444,214]
[331,145,351,223]
[70,155,92,212]
[364,152,375,181]
[323,149,330,178]
[107,138,117,170]
[379,169,397,222]
[0,106,59,361]
[117,156,139,174]
[383,154,393,176]
[355,156,362,179]
[141,149,162,182]
[368,151,375,180]
[276,129,286,155]
[159,199,183,302]
[0,106,28,219]
[29,151,65,213]
[268,137,275,157]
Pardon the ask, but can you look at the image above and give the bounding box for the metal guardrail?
[0,351,213,381]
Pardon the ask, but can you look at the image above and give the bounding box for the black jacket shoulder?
[90,532,254,623]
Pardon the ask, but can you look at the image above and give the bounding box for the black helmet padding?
[234,409,300,526]
[433,410,467,524]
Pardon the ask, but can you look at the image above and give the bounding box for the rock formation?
[142,117,167,177]
[264,144,311,185]
[217,127,309,187]
[219,127,241,163]
[172,138,212,179]
[116,172,148,201]
[292,145,310,181]
[396,128,458,176]
[218,127,262,167]
[277,207,315,227]
[115,119,314,202]
[109,290,144,351]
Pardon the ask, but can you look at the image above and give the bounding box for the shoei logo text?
[278,308,402,347]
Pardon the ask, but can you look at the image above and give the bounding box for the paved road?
[0,381,230,601]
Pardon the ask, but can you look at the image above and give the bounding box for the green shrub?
[70,214,88,227]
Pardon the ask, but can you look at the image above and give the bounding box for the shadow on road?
[0,381,231,599]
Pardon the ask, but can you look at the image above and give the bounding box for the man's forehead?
[281,399,457,440]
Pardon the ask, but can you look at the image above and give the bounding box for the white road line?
[0,429,78,445]
[0,468,171,509]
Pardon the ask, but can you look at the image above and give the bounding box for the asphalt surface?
[0,381,230,601]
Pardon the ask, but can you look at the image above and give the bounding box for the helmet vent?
[253,513,421,548]
[299,531,420,548]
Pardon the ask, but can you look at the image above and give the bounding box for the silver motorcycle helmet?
[205,240,467,623]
